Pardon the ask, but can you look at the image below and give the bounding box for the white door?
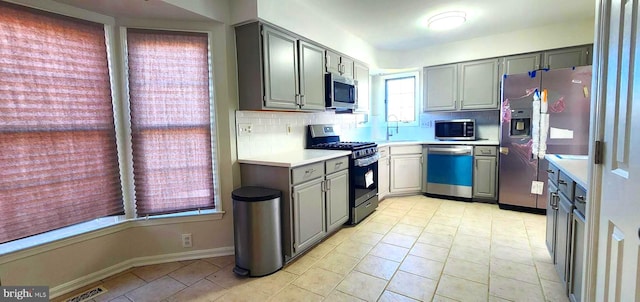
[591,0,640,300]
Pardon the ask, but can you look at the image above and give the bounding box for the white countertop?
[238,150,352,168]
[375,139,500,147]
[545,154,589,188]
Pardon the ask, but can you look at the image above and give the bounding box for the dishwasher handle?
[427,147,473,155]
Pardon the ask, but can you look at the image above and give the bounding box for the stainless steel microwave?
[435,119,476,141]
[325,73,356,110]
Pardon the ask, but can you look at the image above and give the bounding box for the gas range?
[307,124,379,225]
[307,141,378,159]
[306,125,377,159]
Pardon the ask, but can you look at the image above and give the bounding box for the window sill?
[0,210,225,263]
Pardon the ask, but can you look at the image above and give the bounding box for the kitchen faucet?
[386,114,399,140]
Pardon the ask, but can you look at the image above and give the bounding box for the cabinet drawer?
[474,146,497,156]
[558,171,575,200]
[546,163,560,185]
[292,162,324,185]
[574,184,587,216]
[325,156,349,174]
[378,146,389,158]
[391,145,422,155]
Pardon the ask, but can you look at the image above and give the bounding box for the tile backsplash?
[235,111,363,159]
[235,110,500,159]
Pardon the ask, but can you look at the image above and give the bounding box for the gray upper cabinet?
[326,50,354,78]
[502,45,592,76]
[298,41,326,110]
[424,59,499,112]
[459,58,500,110]
[262,27,299,109]
[503,53,542,75]
[340,56,355,78]
[235,22,326,111]
[424,64,458,111]
[354,62,370,113]
[543,46,590,69]
[325,50,341,74]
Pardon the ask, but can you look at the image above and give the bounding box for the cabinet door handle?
[576,196,586,203]
[558,179,567,185]
[546,169,555,174]
[551,192,559,209]
[305,168,316,175]
[326,179,331,191]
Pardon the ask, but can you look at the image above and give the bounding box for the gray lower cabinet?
[389,145,423,194]
[546,180,559,262]
[473,146,498,200]
[378,146,390,199]
[235,22,325,111]
[556,191,573,289]
[325,169,349,233]
[239,155,349,262]
[292,177,326,253]
[569,209,585,302]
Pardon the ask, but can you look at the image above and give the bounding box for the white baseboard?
[50,246,234,299]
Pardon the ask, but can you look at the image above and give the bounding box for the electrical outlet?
[420,119,433,128]
[286,123,292,135]
[238,123,252,136]
[182,233,192,248]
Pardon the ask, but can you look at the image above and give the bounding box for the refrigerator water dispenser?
[510,110,531,137]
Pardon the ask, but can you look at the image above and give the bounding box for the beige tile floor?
[54,195,570,302]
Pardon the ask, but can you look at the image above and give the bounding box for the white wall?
[377,18,595,69]
[256,0,377,66]
[162,0,231,23]
[0,0,240,298]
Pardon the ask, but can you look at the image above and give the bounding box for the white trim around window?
[382,70,422,127]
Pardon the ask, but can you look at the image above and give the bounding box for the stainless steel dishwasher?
[425,145,474,198]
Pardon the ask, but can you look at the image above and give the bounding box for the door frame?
[584,0,609,300]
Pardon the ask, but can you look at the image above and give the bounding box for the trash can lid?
[232,186,281,202]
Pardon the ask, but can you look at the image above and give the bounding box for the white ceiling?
[52,0,213,21]
[50,0,596,52]
[300,0,596,51]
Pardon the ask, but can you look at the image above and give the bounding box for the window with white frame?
[126,29,216,216]
[0,2,218,247]
[385,74,418,123]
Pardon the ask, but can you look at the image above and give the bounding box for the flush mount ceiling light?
[428,11,466,31]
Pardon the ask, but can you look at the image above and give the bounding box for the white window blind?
[126,29,215,216]
[0,2,124,244]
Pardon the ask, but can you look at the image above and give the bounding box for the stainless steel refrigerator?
[498,66,591,209]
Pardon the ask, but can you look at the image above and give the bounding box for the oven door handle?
[353,153,380,167]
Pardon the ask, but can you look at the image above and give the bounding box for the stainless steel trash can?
[232,186,283,277]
